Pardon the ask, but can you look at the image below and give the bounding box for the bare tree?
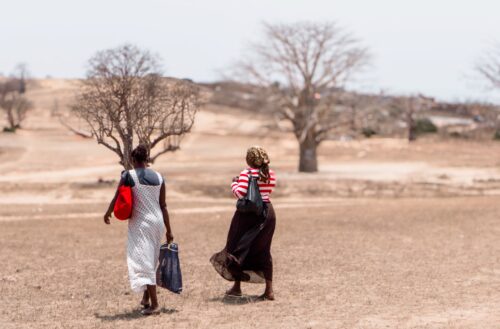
[0,90,33,130]
[477,43,500,89]
[476,43,500,137]
[13,63,29,94]
[336,92,374,135]
[73,44,200,169]
[238,22,369,172]
[0,65,33,131]
[391,95,434,142]
[391,97,417,142]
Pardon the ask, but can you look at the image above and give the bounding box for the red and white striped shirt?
[231,168,277,203]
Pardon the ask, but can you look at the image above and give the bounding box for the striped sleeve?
[231,170,250,199]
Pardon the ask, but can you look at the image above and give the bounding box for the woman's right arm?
[231,170,248,199]
[103,175,125,225]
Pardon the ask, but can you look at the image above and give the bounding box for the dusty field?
[1,79,500,328]
[1,198,500,328]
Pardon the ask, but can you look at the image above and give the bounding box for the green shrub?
[415,118,438,134]
[362,127,377,138]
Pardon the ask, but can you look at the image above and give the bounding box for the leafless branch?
[477,43,500,89]
[72,44,200,169]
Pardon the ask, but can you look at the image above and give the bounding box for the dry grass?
[1,79,500,328]
[1,198,500,328]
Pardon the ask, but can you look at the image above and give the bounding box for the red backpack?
[114,172,133,220]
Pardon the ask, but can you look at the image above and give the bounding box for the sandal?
[258,293,275,301]
[141,307,160,316]
[225,289,242,297]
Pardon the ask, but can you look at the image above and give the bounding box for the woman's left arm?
[160,182,174,243]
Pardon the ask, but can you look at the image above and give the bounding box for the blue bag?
[157,243,183,293]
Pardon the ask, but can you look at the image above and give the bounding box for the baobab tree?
[73,44,200,169]
[239,22,370,172]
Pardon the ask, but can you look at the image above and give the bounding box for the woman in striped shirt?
[211,146,277,300]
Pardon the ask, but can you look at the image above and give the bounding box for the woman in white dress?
[104,145,174,316]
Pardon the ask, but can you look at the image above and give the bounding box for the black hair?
[259,162,270,183]
[131,144,149,163]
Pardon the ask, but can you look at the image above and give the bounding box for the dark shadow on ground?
[94,307,178,321]
[208,294,265,305]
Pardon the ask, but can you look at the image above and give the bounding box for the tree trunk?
[122,139,134,170]
[408,118,417,142]
[407,100,417,142]
[350,105,357,133]
[298,137,318,172]
[6,108,16,130]
[408,126,417,142]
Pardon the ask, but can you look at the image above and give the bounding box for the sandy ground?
[1,79,500,328]
[1,198,499,328]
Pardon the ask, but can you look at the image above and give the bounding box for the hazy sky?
[2,0,500,102]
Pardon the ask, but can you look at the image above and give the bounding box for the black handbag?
[236,170,264,216]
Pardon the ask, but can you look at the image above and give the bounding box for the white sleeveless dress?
[126,169,165,292]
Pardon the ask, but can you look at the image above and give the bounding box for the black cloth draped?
[210,203,276,283]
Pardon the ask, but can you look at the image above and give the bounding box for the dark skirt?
[210,203,276,283]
